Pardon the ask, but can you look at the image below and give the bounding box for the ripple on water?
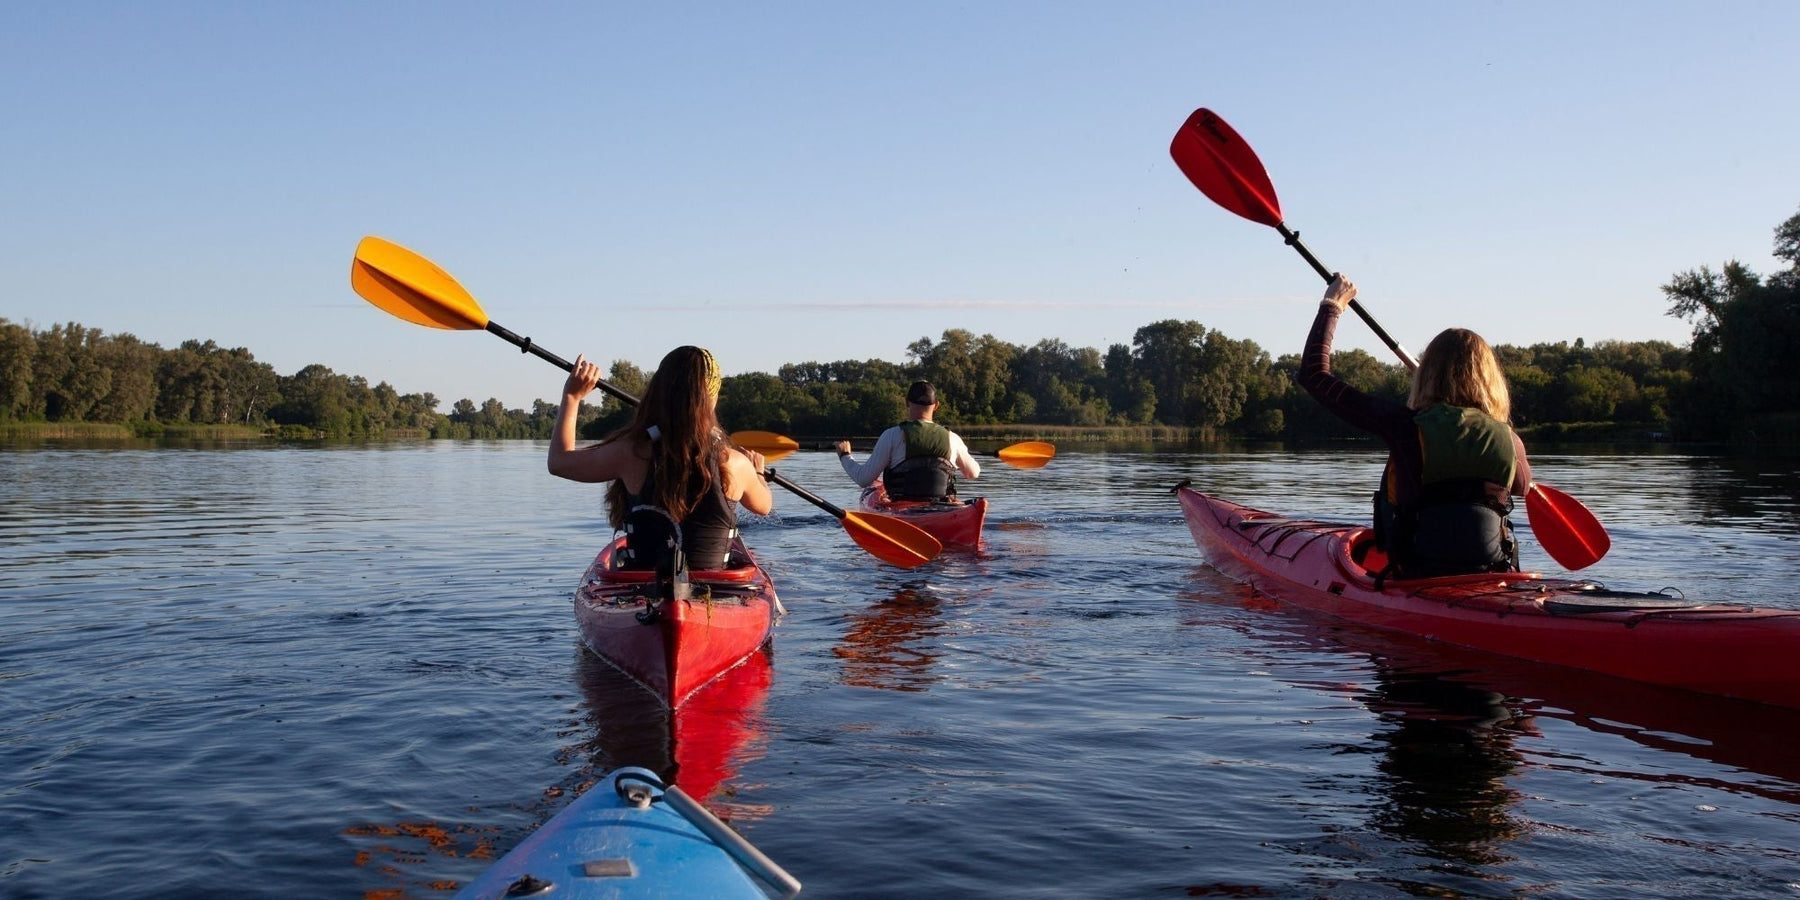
[2,443,1798,898]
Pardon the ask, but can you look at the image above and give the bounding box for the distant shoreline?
[0,419,1725,450]
[0,422,439,441]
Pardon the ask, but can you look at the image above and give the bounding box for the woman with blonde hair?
[548,345,772,570]
[1299,275,1532,578]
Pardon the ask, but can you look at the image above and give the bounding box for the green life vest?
[1375,404,1519,578]
[1415,404,1516,490]
[898,420,950,459]
[884,420,957,500]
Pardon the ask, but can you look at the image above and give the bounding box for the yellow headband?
[699,347,722,398]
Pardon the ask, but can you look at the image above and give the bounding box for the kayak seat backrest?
[603,526,758,585]
[616,505,680,572]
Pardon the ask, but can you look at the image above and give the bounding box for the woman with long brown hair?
[548,345,772,570]
[1299,275,1533,578]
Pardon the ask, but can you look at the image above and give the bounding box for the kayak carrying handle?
[613,769,803,898]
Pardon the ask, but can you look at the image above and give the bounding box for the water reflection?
[572,645,772,807]
[1350,669,1527,865]
[834,585,947,692]
[340,649,773,897]
[1200,583,1800,803]
[1679,454,1800,528]
[1181,571,1800,875]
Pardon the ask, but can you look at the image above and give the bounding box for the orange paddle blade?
[730,430,801,462]
[996,441,1055,469]
[1526,482,1611,571]
[841,512,942,569]
[351,236,490,330]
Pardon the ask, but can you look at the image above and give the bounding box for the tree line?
[5,207,1794,445]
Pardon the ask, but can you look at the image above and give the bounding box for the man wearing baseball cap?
[834,380,981,501]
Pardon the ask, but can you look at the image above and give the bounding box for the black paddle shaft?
[484,320,640,406]
[479,322,849,521]
[1275,223,1418,371]
[764,468,848,518]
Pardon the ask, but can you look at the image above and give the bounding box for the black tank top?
[626,451,739,570]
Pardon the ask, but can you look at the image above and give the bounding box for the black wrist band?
[838,450,850,457]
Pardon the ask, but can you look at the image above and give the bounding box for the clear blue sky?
[4,2,1795,410]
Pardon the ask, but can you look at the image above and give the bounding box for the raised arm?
[548,354,633,483]
[1298,275,1410,437]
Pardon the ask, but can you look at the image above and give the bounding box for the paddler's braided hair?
[604,345,726,528]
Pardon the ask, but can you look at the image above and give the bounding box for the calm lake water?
[3,441,1799,898]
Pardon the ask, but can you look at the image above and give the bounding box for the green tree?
[0,319,38,421]
[218,348,281,425]
[90,333,159,423]
[1501,361,1553,426]
[526,399,560,437]
[153,339,276,424]
[907,329,1018,424]
[1189,331,1266,428]
[1129,320,1207,426]
[1102,343,1155,424]
[271,365,355,434]
[397,392,442,430]
[1663,205,1800,438]
[719,372,801,434]
[1013,339,1108,425]
[780,358,908,387]
[1129,320,1272,430]
[605,360,648,409]
[33,323,113,421]
[1556,365,1634,421]
[841,380,907,434]
[154,341,208,422]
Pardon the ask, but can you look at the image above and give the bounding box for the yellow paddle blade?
[351,236,490,330]
[730,430,801,462]
[996,440,1056,469]
[841,511,942,569]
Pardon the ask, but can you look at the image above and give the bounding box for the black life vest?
[1374,404,1519,578]
[881,420,958,501]
[618,449,739,571]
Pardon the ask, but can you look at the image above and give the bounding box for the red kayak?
[573,537,778,708]
[1177,485,1800,710]
[859,482,987,550]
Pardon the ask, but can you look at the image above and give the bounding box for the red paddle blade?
[1169,108,1284,227]
[1526,483,1611,571]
